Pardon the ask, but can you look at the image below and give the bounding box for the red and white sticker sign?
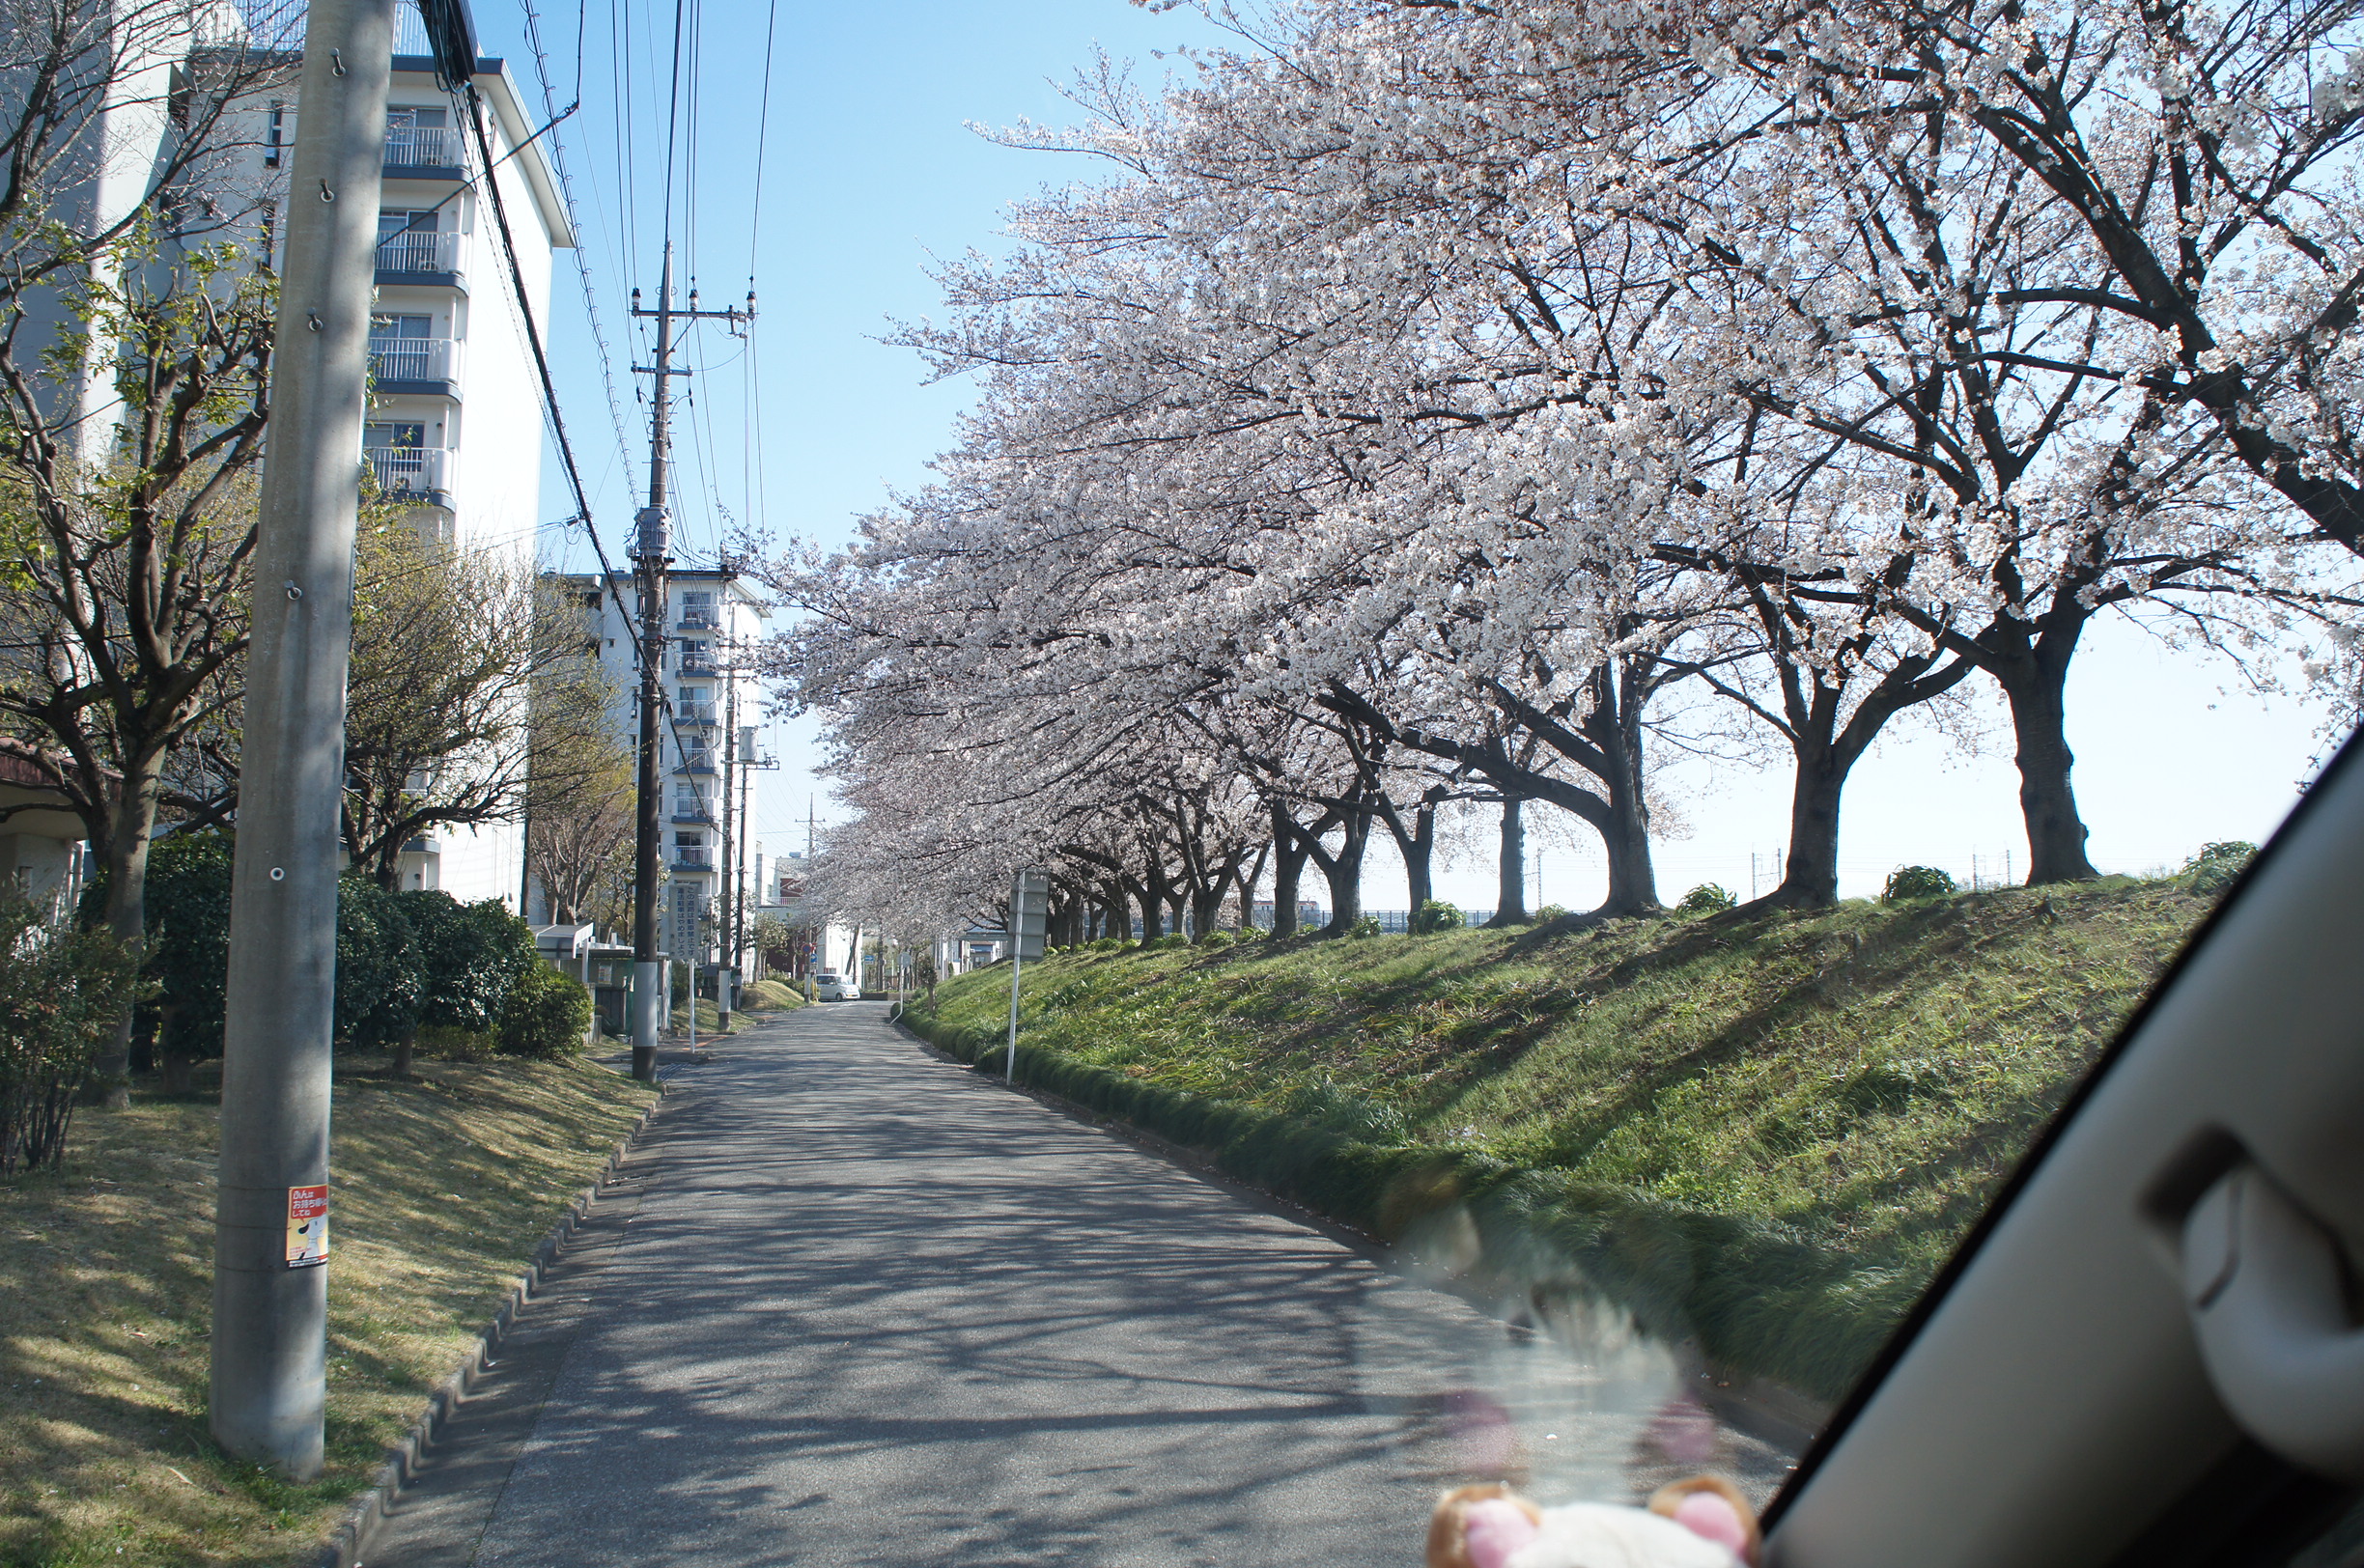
[285,1184,328,1269]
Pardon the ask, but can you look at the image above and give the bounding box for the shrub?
[1089,937,1125,951]
[1348,914,1383,938]
[498,964,594,1058]
[398,891,540,1032]
[2181,840,2257,897]
[336,877,422,1049]
[1152,932,1190,949]
[1196,930,1233,948]
[0,892,139,1172]
[1676,883,1737,915]
[143,831,235,1066]
[1412,899,1463,934]
[1534,904,1572,922]
[1881,865,1956,903]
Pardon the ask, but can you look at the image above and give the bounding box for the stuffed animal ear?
[1647,1475,1761,1565]
[1427,1483,1543,1568]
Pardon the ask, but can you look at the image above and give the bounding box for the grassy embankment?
[903,880,2212,1400]
[651,975,804,1040]
[0,1052,656,1567]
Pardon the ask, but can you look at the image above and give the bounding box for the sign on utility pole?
[211,0,405,1479]
[1004,869,1050,1081]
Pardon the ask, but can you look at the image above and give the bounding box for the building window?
[364,420,426,449]
[266,102,286,168]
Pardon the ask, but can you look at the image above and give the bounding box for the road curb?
[312,1080,670,1568]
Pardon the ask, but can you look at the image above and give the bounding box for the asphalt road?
[366,1001,1791,1567]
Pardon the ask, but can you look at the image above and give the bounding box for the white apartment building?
[544,571,771,972]
[239,25,572,902]
[23,13,574,909]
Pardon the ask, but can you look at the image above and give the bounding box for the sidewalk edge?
[311,1083,669,1568]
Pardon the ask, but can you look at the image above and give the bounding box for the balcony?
[375,229,463,288]
[677,609,720,630]
[672,850,714,872]
[368,335,462,398]
[670,806,717,826]
[365,444,454,506]
[674,755,718,775]
[382,126,464,179]
[673,703,718,726]
[677,655,718,678]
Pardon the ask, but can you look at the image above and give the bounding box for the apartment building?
[355,32,575,902]
[543,571,771,972]
[19,12,575,909]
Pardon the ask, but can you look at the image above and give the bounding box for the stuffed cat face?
[1427,1476,1760,1568]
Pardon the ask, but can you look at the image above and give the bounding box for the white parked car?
[811,971,860,1001]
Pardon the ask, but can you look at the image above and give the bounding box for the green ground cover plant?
[0,1053,655,1566]
[902,879,2210,1399]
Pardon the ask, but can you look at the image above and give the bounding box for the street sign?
[1010,869,1051,961]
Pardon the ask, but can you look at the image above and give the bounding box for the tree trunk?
[161,1049,197,1096]
[1375,788,1441,913]
[1271,806,1309,938]
[1235,842,1269,932]
[1188,875,1230,941]
[1771,749,1847,908]
[87,754,164,1107]
[1135,881,1164,942]
[1989,631,2099,884]
[391,1025,416,1079]
[1313,808,1371,936]
[1487,798,1528,926]
[1591,659,1661,914]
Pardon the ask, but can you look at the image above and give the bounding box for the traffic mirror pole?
[211,0,400,1478]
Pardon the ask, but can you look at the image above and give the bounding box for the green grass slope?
[903,880,2210,1400]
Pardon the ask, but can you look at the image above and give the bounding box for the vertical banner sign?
[1005,869,1051,1081]
[285,1186,328,1269]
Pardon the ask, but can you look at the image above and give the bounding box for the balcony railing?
[364,444,453,499]
[383,126,464,170]
[672,850,713,871]
[368,335,461,388]
[677,610,720,630]
[673,703,718,726]
[375,229,462,277]
[677,656,718,677]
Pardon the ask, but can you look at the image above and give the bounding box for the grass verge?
[902,880,2209,1400]
[0,1052,656,1567]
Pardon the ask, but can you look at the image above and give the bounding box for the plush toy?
[1427,1476,1760,1568]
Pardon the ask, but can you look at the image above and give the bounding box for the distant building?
[538,571,771,972]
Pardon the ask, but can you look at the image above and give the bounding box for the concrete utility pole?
[626,251,748,1081]
[734,722,774,983]
[716,674,735,1027]
[211,0,400,1479]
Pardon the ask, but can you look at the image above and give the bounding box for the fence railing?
[383,126,464,169]
[363,444,452,497]
[367,335,460,385]
[375,229,462,276]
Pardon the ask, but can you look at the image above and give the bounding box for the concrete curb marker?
[311,1084,670,1568]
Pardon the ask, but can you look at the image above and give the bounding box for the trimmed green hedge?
[906,1006,1911,1402]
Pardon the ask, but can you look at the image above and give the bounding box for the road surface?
[366,1001,1791,1567]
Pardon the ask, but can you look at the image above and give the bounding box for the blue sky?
[484,0,2342,908]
